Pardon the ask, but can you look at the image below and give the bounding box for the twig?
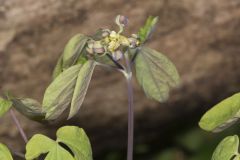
[106,53,125,70]
[9,109,28,143]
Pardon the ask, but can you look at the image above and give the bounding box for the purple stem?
[10,109,28,143]
[124,54,134,160]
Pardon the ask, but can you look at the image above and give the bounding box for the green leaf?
[212,135,239,160]
[57,126,92,160]
[52,55,63,79]
[69,60,96,119]
[43,61,95,120]
[25,126,92,160]
[199,93,240,132]
[62,34,89,69]
[138,16,158,43]
[0,98,12,117]
[135,47,180,102]
[11,98,45,122]
[0,143,13,160]
[25,134,74,160]
[43,64,82,120]
[53,34,89,79]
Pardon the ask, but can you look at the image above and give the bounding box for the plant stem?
[10,109,28,143]
[124,54,134,160]
[13,151,25,159]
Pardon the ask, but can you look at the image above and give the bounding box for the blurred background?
[0,0,240,159]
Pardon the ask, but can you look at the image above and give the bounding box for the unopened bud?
[102,29,110,37]
[128,37,138,48]
[112,50,123,61]
[131,34,138,39]
[93,41,105,55]
[115,15,128,27]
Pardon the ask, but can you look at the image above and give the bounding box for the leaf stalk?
[9,109,28,143]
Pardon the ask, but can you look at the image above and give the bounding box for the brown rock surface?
[0,0,240,157]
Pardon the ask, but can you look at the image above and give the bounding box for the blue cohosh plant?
[0,15,180,160]
[199,92,240,160]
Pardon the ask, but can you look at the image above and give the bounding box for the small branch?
[124,54,134,160]
[10,109,28,143]
[106,53,125,70]
[130,48,140,65]
[96,62,124,73]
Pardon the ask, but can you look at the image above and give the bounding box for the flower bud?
[93,41,105,55]
[128,34,140,48]
[102,29,110,37]
[131,34,138,39]
[112,50,123,61]
[115,15,128,27]
[128,37,138,48]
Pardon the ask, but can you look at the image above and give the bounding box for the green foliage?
[69,61,96,119]
[0,143,13,160]
[199,93,240,132]
[25,126,92,160]
[212,135,240,160]
[62,34,89,69]
[138,16,158,43]
[135,47,180,102]
[11,98,45,122]
[57,126,92,160]
[43,64,82,120]
[52,55,63,79]
[43,61,95,120]
[53,34,89,79]
[26,134,74,160]
[0,97,12,117]
[199,93,240,159]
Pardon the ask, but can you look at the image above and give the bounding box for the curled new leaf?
[25,126,92,160]
[135,47,180,102]
[11,98,45,122]
[138,16,158,43]
[0,98,12,117]
[212,135,239,160]
[0,143,13,160]
[199,93,240,132]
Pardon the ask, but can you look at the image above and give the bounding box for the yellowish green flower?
[86,15,140,59]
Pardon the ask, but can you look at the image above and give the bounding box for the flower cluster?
[86,15,140,61]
